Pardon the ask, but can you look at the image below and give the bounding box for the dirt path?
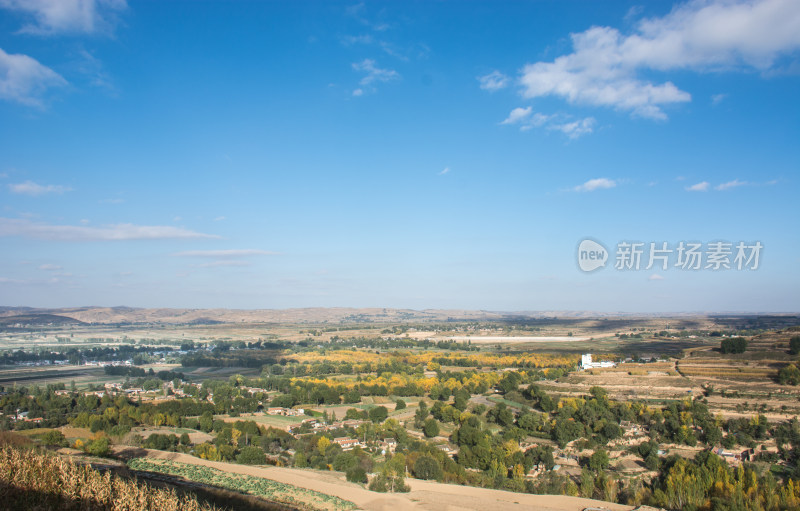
[118,447,633,511]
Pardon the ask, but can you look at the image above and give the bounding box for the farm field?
[2,310,800,511]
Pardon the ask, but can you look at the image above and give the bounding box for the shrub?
[40,430,67,447]
[346,467,367,483]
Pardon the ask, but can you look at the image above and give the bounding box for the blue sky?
[0,0,798,312]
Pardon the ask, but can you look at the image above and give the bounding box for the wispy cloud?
[345,2,389,32]
[500,107,592,138]
[512,0,800,120]
[351,59,398,95]
[0,217,218,241]
[99,197,124,204]
[686,181,710,192]
[711,93,728,105]
[550,117,596,139]
[341,34,373,46]
[8,180,72,195]
[0,48,67,107]
[38,263,62,271]
[173,249,277,258]
[715,179,748,191]
[0,0,128,36]
[477,70,509,91]
[195,260,251,268]
[573,178,616,192]
[648,274,665,281]
[174,248,277,269]
[438,167,450,175]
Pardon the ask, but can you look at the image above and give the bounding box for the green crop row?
[127,458,356,511]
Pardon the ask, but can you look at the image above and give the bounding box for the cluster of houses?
[288,417,371,434]
[2,409,44,424]
[266,407,306,417]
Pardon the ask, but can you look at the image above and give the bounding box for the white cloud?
[478,70,509,91]
[501,106,533,125]
[550,117,596,139]
[573,178,616,192]
[438,167,450,175]
[351,59,398,95]
[0,0,127,35]
[686,181,710,191]
[213,216,226,222]
[173,249,277,258]
[0,217,218,241]
[715,178,748,190]
[0,48,67,107]
[8,180,72,195]
[38,263,62,271]
[648,274,665,281]
[516,0,800,119]
[499,106,562,133]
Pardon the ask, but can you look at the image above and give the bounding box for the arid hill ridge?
[0,306,795,325]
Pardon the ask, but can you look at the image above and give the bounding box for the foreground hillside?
[0,445,215,511]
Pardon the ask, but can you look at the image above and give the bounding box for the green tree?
[413,455,443,480]
[86,436,110,457]
[720,337,747,354]
[588,449,610,471]
[236,446,266,465]
[346,467,368,483]
[395,399,406,410]
[423,418,440,438]
[789,335,800,355]
[779,364,800,385]
[41,430,67,447]
[369,406,389,423]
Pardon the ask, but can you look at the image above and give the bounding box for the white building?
[580,354,615,370]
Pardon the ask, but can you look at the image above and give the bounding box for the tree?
[317,436,331,455]
[720,337,747,354]
[413,455,443,480]
[779,364,800,385]
[236,446,266,465]
[41,430,67,447]
[423,418,440,438]
[791,336,800,355]
[395,399,406,410]
[346,467,367,483]
[369,406,389,424]
[86,436,110,457]
[588,449,610,471]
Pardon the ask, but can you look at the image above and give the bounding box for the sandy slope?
[119,447,633,511]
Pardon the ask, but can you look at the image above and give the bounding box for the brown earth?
[115,446,634,511]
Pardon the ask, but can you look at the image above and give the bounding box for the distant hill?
[0,306,796,327]
[0,314,85,327]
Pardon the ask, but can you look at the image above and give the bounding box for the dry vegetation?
[0,445,220,511]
